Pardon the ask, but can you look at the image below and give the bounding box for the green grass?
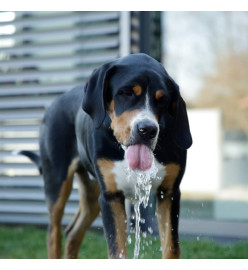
[0,225,247,259]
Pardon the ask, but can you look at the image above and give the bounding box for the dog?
[20,53,192,259]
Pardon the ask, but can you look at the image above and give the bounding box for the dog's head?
[83,54,192,169]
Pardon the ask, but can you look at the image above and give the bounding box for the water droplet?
[148,227,153,234]
[119,249,124,258]
[140,218,145,224]
[127,235,132,244]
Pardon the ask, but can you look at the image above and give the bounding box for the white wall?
[181,109,222,196]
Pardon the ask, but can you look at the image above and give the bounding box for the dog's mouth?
[125,144,153,171]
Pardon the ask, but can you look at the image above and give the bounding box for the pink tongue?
[126,144,153,171]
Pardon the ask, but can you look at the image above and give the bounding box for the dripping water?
[126,159,159,259]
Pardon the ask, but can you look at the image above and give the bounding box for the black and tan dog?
[20,53,192,259]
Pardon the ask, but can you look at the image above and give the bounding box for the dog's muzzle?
[130,118,159,150]
[125,116,159,171]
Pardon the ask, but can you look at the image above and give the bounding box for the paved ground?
[179,218,248,242]
[91,217,248,242]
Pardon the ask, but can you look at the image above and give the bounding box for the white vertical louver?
[0,11,124,225]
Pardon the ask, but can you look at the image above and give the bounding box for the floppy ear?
[169,79,193,150]
[82,63,115,129]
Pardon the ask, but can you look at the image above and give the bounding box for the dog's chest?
[111,158,166,199]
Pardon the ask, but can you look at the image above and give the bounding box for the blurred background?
[0,11,247,243]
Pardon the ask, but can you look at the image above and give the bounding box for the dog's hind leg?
[45,159,76,259]
[64,165,100,259]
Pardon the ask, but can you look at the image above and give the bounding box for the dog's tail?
[15,150,42,174]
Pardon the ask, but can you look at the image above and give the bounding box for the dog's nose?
[137,121,158,140]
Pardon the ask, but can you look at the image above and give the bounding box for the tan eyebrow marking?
[132,85,142,96]
[155,90,165,100]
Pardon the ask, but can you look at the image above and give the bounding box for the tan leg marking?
[97,159,118,193]
[156,199,180,259]
[65,169,100,259]
[157,163,181,259]
[107,200,127,259]
[97,158,127,258]
[48,159,78,258]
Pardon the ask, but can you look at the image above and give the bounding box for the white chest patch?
[112,156,166,199]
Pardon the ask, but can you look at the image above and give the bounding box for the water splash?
[126,160,159,259]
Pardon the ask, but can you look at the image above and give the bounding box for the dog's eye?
[156,95,167,105]
[157,96,166,102]
[156,96,170,113]
[118,90,134,97]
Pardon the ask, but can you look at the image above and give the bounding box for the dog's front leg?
[156,188,181,259]
[99,192,127,258]
[97,159,127,258]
